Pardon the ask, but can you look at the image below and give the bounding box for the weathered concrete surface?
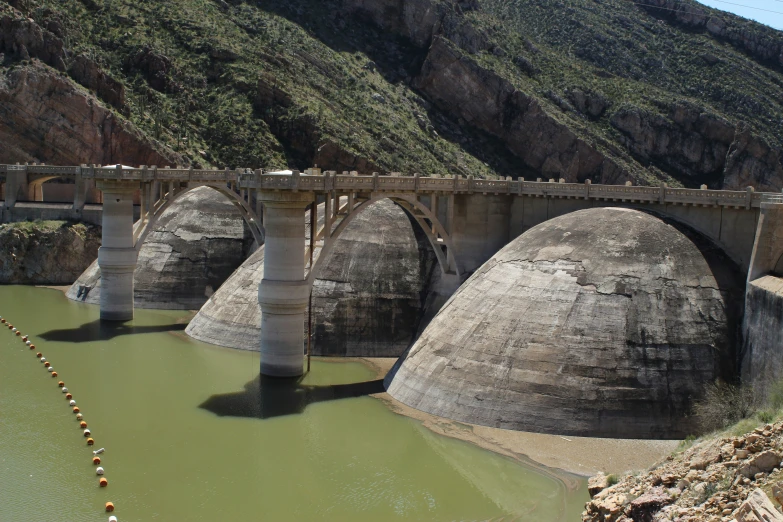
[186,199,437,356]
[66,187,254,310]
[0,221,100,284]
[741,275,783,399]
[386,207,742,439]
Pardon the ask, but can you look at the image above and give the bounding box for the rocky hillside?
[0,221,100,284]
[583,420,783,521]
[1,0,782,189]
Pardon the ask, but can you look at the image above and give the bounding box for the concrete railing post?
[257,190,314,377]
[97,180,140,321]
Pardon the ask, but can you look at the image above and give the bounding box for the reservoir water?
[0,285,588,521]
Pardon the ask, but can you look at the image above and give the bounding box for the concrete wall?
[507,196,759,274]
[0,202,140,226]
[742,275,783,398]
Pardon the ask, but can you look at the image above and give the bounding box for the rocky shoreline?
[583,422,783,521]
[0,221,100,284]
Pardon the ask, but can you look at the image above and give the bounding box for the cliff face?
[0,221,100,284]
[0,63,180,166]
[4,0,781,188]
[344,0,783,190]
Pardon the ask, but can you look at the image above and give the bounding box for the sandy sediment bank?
[354,357,679,478]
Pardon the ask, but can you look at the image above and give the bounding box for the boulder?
[624,487,673,522]
[739,451,782,479]
[588,472,611,497]
[735,488,783,522]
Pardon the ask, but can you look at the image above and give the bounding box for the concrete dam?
[4,163,783,438]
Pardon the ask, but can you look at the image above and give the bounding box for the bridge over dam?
[3,163,783,380]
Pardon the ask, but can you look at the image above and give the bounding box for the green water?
[0,286,588,521]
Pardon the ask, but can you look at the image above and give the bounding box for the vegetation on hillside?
[2,0,782,186]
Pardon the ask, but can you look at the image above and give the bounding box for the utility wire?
[632,0,783,16]
[704,0,783,15]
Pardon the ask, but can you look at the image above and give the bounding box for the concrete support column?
[73,168,87,211]
[3,166,25,210]
[97,181,139,321]
[257,191,314,377]
[748,199,783,283]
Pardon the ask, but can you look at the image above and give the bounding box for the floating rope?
[1,314,118,521]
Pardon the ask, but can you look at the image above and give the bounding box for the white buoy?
[109,516,118,522]
[47,367,54,372]
[62,387,68,393]
[40,357,46,363]
[11,327,17,332]
[93,448,105,455]
[84,429,91,437]
[69,400,76,406]
[76,413,83,420]
[25,341,31,346]
[96,466,104,475]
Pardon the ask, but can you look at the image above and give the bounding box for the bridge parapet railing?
[191,169,231,183]
[376,176,416,191]
[333,175,373,191]
[589,185,659,202]
[665,187,748,207]
[418,177,456,191]
[523,181,586,198]
[25,165,81,176]
[472,179,510,193]
[298,174,325,191]
[92,166,142,180]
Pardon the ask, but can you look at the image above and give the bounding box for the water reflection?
[38,319,186,342]
[200,375,385,419]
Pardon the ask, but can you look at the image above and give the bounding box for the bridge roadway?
[3,163,783,376]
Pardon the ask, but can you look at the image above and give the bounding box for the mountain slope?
[1,0,782,189]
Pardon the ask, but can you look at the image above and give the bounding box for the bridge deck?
[0,164,777,209]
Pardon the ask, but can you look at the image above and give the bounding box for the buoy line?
[1,314,118,521]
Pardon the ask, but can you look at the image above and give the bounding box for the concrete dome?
[66,187,255,310]
[385,207,741,439]
[186,199,438,356]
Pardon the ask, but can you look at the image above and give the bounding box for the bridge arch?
[306,194,463,287]
[133,184,265,253]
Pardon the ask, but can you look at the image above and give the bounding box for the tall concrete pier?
[97,181,139,321]
[257,192,313,377]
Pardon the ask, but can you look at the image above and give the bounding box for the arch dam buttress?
[4,164,783,377]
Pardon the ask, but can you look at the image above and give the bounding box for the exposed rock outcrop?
[0,221,100,284]
[414,37,630,184]
[636,0,783,68]
[611,103,783,190]
[186,199,437,356]
[66,187,254,310]
[583,422,783,522]
[344,0,783,189]
[69,54,126,111]
[0,12,66,70]
[385,207,742,439]
[0,63,181,166]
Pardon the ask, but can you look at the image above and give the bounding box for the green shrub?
[693,380,758,433]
